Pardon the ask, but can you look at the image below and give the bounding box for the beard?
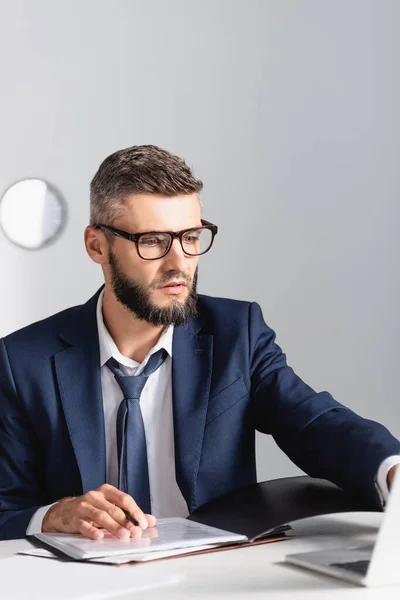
[108,251,199,327]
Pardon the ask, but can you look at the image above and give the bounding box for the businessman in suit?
[0,145,399,541]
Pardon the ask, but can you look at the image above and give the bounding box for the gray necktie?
[106,348,167,513]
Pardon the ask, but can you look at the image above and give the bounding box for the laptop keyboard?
[330,560,370,576]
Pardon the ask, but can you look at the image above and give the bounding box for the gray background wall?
[0,0,399,481]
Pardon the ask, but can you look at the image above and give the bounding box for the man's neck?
[102,288,165,363]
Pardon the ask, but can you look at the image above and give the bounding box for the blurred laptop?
[285,468,400,587]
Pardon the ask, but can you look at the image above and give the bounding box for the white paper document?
[0,554,182,600]
[32,517,247,560]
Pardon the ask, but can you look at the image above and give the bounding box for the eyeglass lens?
[138,227,212,259]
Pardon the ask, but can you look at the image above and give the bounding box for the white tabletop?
[1,512,398,599]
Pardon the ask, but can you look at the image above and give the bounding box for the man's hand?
[387,465,399,491]
[42,484,156,540]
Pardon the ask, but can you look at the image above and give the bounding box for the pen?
[122,509,139,527]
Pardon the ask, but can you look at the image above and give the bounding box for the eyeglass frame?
[94,219,218,260]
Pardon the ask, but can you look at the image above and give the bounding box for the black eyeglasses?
[95,219,218,260]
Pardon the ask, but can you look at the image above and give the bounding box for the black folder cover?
[188,476,378,541]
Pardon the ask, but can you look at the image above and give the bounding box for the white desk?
[1,512,397,599]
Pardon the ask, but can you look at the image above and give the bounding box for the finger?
[79,519,105,540]
[144,514,157,528]
[84,491,139,532]
[99,486,148,529]
[92,521,133,531]
[129,526,145,539]
[79,501,133,539]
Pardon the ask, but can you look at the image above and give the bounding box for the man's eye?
[183,232,201,244]
[139,235,167,247]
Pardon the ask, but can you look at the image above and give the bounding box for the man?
[0,145,399,541]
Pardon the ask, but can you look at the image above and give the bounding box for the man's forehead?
[117,192,202,231]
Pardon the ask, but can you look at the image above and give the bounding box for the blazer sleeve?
[0,338,46,539]
[248,302,400,507]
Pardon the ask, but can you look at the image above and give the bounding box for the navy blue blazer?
[0,289,399,539]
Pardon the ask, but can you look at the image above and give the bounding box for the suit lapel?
[54,290,213,506]
[172,312,213,513]
[55,289,106,493]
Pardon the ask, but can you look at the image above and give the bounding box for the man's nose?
[162,238,188,271]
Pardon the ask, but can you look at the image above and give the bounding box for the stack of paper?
[29,517,248,564]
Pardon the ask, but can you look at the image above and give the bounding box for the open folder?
[28,517,290,564]
[26,476,370,565]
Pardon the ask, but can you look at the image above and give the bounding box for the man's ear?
[84,226,109,265]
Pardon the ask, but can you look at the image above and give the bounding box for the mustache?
[150,273,192,289]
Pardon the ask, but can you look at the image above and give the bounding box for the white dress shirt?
[26,292,400,533]
[96,290,188,518]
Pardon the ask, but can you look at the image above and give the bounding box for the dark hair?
[90,145,203,225]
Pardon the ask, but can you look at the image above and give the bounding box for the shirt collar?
[96,289,173,369]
